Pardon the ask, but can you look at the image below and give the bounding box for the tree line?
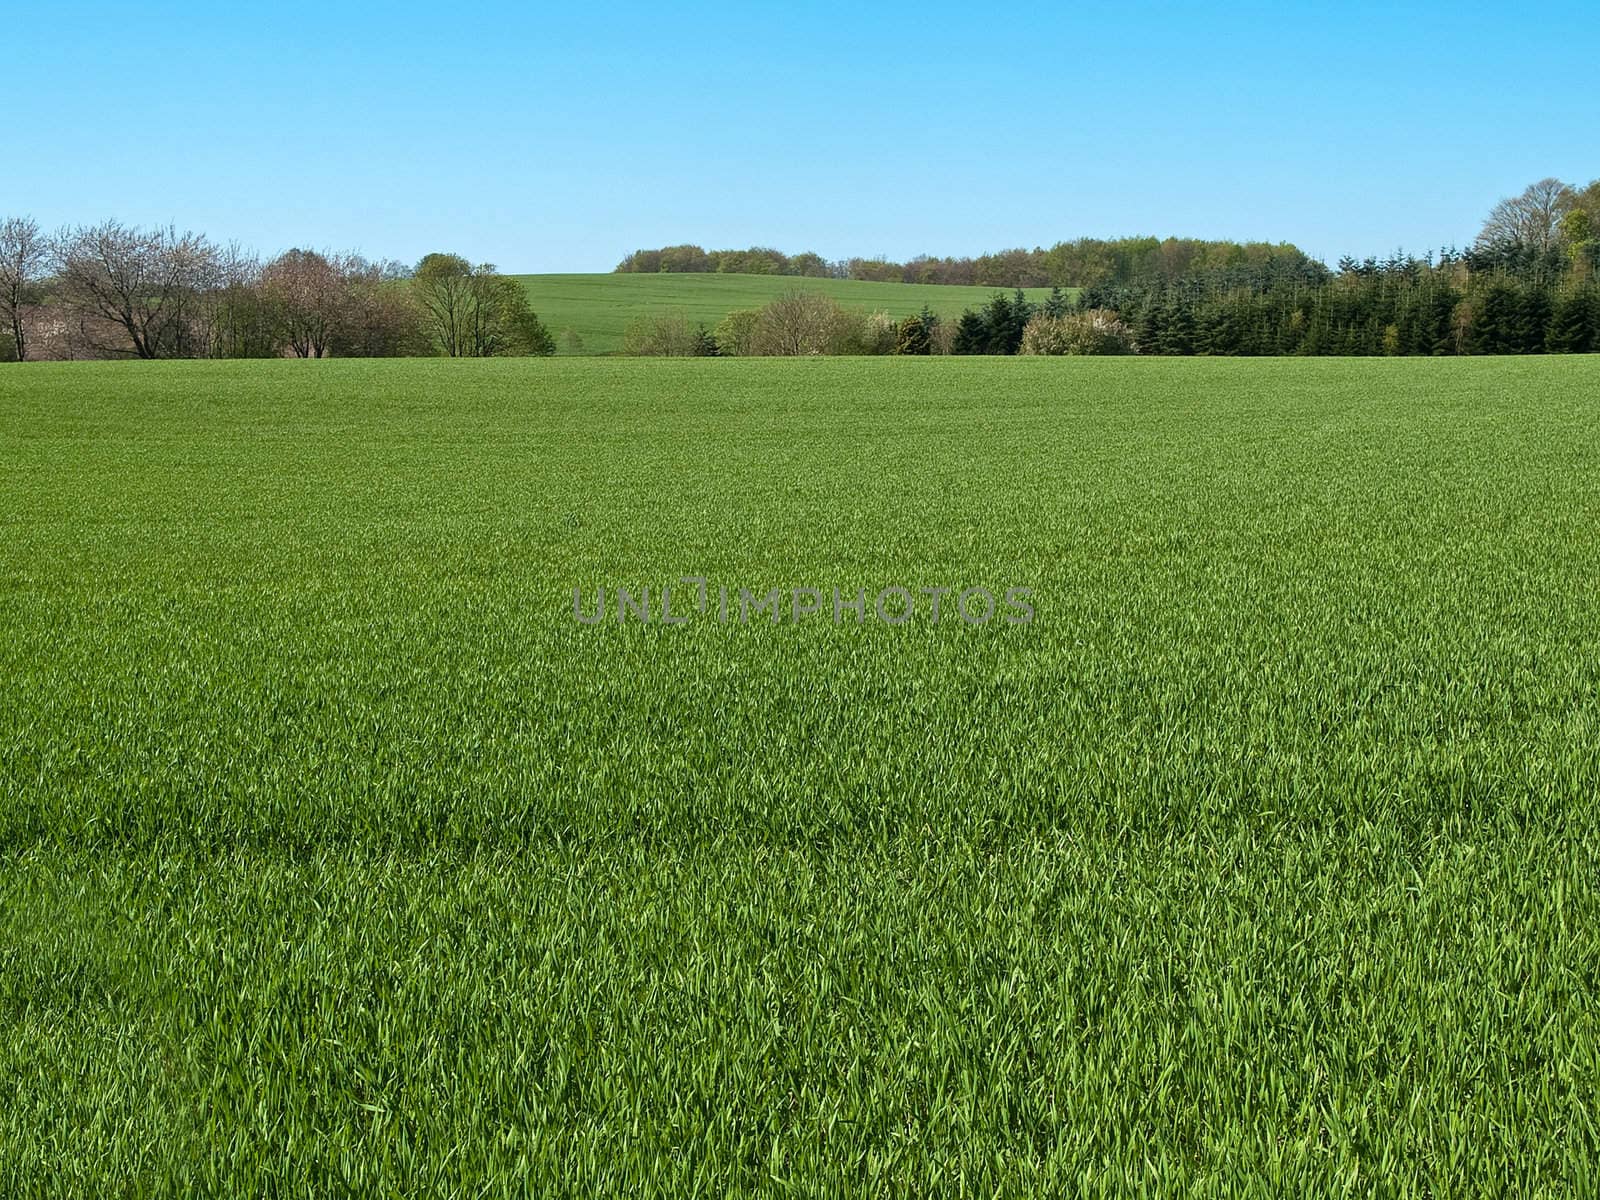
[0,220,555,362]
[1080,253,1597,358]
[614,238,1315,289]
[619,176,1600,358]
[621,256,1594,360]
[1073,175,1600,357]
[7,176,1597,361]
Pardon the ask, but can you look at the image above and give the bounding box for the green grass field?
[515,273,1062,353]
[3,356,1599,1195]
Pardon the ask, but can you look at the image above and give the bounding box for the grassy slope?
[516,272,1063,353]
[3,357,1599,1195]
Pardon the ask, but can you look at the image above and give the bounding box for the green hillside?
[515,273,1064,354]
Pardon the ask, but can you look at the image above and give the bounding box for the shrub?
[1019,310,1138,355]
[822,306,872,355]
[501,286,557,357]
[622,311,700,356]
[712,309,761,356]
[330,273,430,358]
[860,311,898,355]
[711,295,899,356]
[743,290,874,356]
[893,306,940,355]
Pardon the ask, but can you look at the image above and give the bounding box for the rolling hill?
[514,273,1065,354]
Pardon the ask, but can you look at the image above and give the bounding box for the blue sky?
[10,1,1597,271]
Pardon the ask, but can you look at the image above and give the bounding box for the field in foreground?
[515,272,1062,353]
[2,356,1599,1196]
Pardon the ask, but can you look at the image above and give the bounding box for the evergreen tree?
[1467,280,1521,354]
[1135,301,1162,354]
[1278,305,1309,355]
[1044,286,1071,319]
[980,292,1015,354]
[1426,286,1461,354]
[1194,299,1245,355]
[1032,253,1571,358]
[1546,288,1597,353]
[691,325,721,356]
[1157,301,1195,355]
[951,310,988,355]
[1515,286,1552,353]
[1007,288,1035,352]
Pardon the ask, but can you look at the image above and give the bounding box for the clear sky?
[10,1,1598,272]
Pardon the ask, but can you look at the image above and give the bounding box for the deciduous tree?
[752,290,847,355]
[412,253,476,356]
[0,216,47,362]
[893,306,937,355]
[54,222,217,358]
[1476,178,1574,254]
[413,254,552,357]
[261,249,349,358]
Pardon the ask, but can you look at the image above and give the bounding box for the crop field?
[2,355,1599,1196]
[516,273,1063,353]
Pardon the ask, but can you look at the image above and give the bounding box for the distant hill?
[515,274,1066,355]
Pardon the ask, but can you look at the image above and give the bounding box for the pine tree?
[1546,288,1597,353]
[1135,301,1162,354]
[1515,286,1552,354]
[951,310,988,355]
[1277,306,1308,355]
[691,325,721,356]
[1044,286,1071,319]
[1397,282,1458,356]
[981,293,1015,354]
[1157,301,1195,355]
[1467,280,1521,354]
[1425,285,1460,355]
[1008,288,1035,352]
[1194,299,1243,355]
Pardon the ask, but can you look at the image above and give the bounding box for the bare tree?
[54,222,217,358]
[196,244,278,359]
[332,257,427,358]
[0,216,48,362]
[261,248,351,358]
[753,290,851,355]
[622,311,699,356]
[1476,178,1575,254]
